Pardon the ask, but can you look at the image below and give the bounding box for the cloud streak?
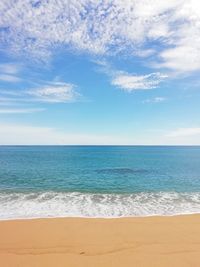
[143,97,167,103]
[167,128,200,138]
[0,108,45,114]
[28,82,80,103]
[0,63,21,74]
[0,73,21,82]
[0,81,80,104]
[0,77,80,115]
[0,63,22,82]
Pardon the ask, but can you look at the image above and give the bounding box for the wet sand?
[0,215,200,267]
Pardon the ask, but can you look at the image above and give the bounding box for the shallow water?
[0,146,200,219]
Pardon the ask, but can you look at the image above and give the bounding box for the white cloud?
[28,82,79,103]
[0,108,44,114]
[0,63,21,82]
[1,0,200,73]
[0,74,21,82]
[0,80,80,115]
[0,81,80,104]
[166,128,200,138]
[135,49,156,58]
[111,72,167,91]
[0,63,20,74]
[159,46,200,72]
[143,97,167,103]
[95,60,167,91]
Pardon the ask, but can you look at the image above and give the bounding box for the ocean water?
[0,145,200,219]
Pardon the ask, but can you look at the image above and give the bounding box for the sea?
[0,145,200,220]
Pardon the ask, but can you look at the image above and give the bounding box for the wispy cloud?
[1,1,200,73]
[166,128,200,138]
[0,81,80,104]
[0,108,45,114]
[0,63,21,73]
[95,60,167,91]
[111,72,167,91]
[0,63,22,82]
[143,97,167,103]
[0,63,21,74]
[0,74,21,82]
[0,78,80,115]
[28,82,79,103]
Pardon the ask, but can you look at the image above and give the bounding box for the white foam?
[0,191,200,220]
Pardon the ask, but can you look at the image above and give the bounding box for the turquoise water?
[0,146,200,219]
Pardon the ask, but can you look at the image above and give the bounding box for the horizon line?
[0,144,200,147]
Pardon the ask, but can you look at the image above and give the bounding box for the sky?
[0,0,200,145]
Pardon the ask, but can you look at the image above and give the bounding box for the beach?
[0,215,200,267]
[0,0,200,264]
[1,146,200,266]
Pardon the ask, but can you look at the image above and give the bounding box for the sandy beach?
[0,215,200,267]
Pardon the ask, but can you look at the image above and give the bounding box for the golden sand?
[0,215,200,267]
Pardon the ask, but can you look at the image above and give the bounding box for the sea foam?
[0,191,200,220]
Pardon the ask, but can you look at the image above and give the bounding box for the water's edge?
[1,191,200,220]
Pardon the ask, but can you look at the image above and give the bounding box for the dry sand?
[0,215,200,267]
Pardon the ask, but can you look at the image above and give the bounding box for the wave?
[0,191,200,220]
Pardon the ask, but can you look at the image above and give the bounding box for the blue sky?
[0,0,200,145]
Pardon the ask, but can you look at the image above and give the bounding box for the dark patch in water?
[95,168,149,175]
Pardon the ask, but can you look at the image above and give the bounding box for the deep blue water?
[0,146,200,219]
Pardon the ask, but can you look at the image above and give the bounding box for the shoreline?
[2,191,200,219]
[1,211,200,221]
[1,214,200,266]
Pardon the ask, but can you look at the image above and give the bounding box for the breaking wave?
[1,191,200,220]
